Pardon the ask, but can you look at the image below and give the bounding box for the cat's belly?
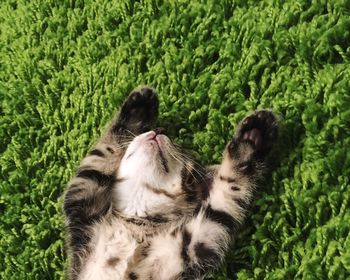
[79,220,137,280]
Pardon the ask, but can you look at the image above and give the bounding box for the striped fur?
[63,87,278,280]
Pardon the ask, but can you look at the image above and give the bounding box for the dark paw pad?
[117,87,159,133]
[237,110,278,158]
[122,87,158,119]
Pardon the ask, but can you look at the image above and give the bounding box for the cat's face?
[118,130,185,188]
[116,130,203,217]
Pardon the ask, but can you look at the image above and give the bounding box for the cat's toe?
[130,87,157,106]
[238,110,278,158]
[124,87,159,115]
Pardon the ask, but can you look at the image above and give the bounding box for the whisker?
[116,141,132,147]
[168,151,187,172]
[116,136,135,142]
[174,152,206,181]
[124,129,137,137]
[167,148,184,165]
[167,144,206,182]
[111,143,132,150]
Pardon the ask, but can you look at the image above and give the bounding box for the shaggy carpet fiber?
[1,0,350,279]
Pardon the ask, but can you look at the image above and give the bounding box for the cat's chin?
[145,136,162,151]
[143,131,166,146]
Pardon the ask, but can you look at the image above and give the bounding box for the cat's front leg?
[207,110,279,232]
[64,87,160,226]
[64,87,159,223]
[180,110,279,278]
[63,87,159,277]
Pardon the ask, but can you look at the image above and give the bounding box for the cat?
[63,87,278,280]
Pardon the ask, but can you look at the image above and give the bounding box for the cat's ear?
[112,87,159,135]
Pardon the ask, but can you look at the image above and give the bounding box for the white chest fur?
[113,179,173,217]
[79,220,137,280]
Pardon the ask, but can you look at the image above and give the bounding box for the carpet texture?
[1,0,350,279]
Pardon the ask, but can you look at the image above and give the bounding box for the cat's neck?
[113,177,180,218]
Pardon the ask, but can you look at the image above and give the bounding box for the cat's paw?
[122,87,159,119]
[237,110,278,158]
[228,110,278,162]
[117,87,159,134]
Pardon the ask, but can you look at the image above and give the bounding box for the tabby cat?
[63,87,278,280]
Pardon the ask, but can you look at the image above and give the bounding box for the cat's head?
[120,129,179,179]
[116,129,205,215]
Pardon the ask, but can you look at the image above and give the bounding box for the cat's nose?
[154,127,166,135]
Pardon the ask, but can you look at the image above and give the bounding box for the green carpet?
[1,0,350,279]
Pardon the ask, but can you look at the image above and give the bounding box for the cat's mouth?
[146,128,167,149]
[146,130,170,173]
[158,149,169,173]
[148,134,162,146]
